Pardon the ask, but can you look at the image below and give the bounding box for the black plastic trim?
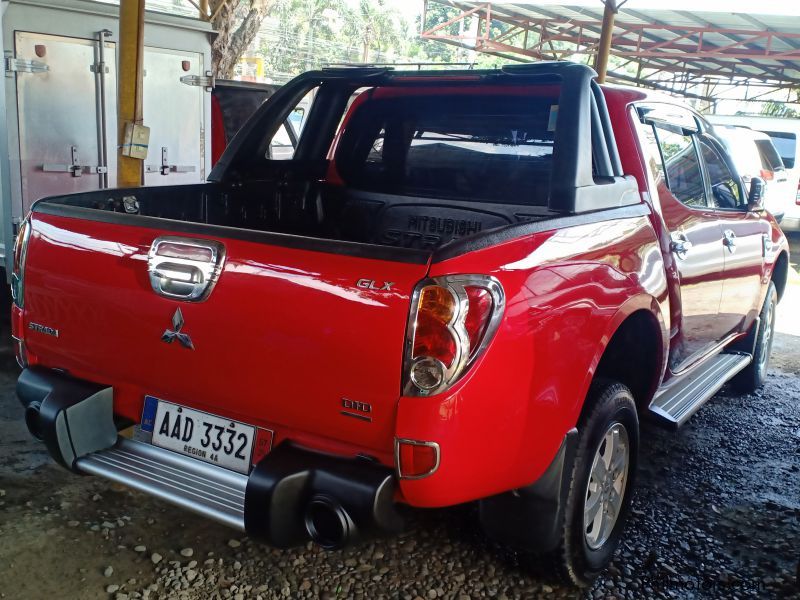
[478,428,578,553]
[16,368,115,471]
[432,202,651,263]
[33,201,432,265]
[245,443,403,548]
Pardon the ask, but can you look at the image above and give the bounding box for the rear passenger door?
[698,135,770,337]
[637,107,728,369]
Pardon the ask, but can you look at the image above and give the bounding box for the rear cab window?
[334,90,559,205]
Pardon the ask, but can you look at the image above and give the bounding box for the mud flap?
[17,368,117,471]
[478,428,578,553]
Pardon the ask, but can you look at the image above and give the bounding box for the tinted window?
[764,131,796,169]
[699,138,743,210]
[654,126,706,208]
[336,94,559,204]
[756,138,786,171]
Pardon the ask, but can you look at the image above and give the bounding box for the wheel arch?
[578,297,667,418]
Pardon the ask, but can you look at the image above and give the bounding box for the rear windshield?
[755,139,785,172]
[335,92,559,205]
[764,131,796,169]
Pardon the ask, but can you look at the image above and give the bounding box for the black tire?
[531,380,639,587]
[732,281,777,394]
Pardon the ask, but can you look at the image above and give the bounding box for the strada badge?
[28,322,59,337]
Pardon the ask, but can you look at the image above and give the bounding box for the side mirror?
[748,176,766,209]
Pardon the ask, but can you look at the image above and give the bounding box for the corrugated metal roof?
[424,1,800,90]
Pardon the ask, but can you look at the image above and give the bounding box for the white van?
[708,115,800,231]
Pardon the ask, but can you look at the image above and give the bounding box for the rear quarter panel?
[396,213,669,507]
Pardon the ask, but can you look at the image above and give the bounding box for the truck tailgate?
[22,212,430,455]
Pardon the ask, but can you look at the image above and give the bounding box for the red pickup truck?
[11,63,789,586]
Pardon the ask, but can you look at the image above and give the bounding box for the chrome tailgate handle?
[147,237,225,301]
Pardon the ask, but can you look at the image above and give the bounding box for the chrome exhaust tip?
[304,495,355,550]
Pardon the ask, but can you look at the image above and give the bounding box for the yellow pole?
[199,0,209,20]
[117,0,146,187]
[595,0,617,84]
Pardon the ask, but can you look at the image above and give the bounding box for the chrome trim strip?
[340,410,372,422]
[394,438,441,481]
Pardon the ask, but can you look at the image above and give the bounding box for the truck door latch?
[42,145,107,177]
[145,147,197,176]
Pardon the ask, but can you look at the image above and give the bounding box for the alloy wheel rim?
[583,422,630,550]
[758,298,774,376]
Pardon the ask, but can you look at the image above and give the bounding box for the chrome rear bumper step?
[649,352,751,428]
[76,437,247,530]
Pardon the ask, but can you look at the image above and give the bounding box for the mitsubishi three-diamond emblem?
[161,308,194,350]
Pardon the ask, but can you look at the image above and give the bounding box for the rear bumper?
[17,367,403,548]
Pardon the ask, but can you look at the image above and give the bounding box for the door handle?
[723,230,737,254]
[670,236,693,259]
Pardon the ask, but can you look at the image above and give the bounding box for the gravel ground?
[1,236,798,600]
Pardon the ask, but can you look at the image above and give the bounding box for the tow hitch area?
[17,367,404,550]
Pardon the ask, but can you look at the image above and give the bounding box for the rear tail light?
[759,169,774,181]
[11,218,32,309]
[404,275,504,396]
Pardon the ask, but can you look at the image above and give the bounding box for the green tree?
[210,0,279,78]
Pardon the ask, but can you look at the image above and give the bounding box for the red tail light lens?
[759,169,774,181]
[413,286,457,366]
[405,275,504,396]
[464,286,493,349]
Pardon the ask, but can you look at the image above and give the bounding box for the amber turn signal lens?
[413,286,457,367]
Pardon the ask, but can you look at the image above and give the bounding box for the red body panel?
[397,214,668,506]
[15,82,788,511]
[22,213,429,463]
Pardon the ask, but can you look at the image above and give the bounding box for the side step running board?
[76,437,248,530]
[648,352,751,428]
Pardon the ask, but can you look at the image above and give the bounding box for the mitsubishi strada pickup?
[12,62,789,585]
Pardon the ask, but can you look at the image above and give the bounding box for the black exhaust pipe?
[24,401,43,440]
[245,444,405,549]
[304,495,355,549]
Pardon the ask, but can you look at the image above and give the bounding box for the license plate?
[149,399,255,474]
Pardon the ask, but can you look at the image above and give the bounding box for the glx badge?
[356,278,394,291]
[161,308,194,350]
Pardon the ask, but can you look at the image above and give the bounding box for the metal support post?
[117,0,146,187]
[595,0,617,83]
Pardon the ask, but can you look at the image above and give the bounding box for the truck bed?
[34,178,556,256]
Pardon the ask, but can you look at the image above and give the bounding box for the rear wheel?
[532,380,639,586]
[732,281,777,394]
